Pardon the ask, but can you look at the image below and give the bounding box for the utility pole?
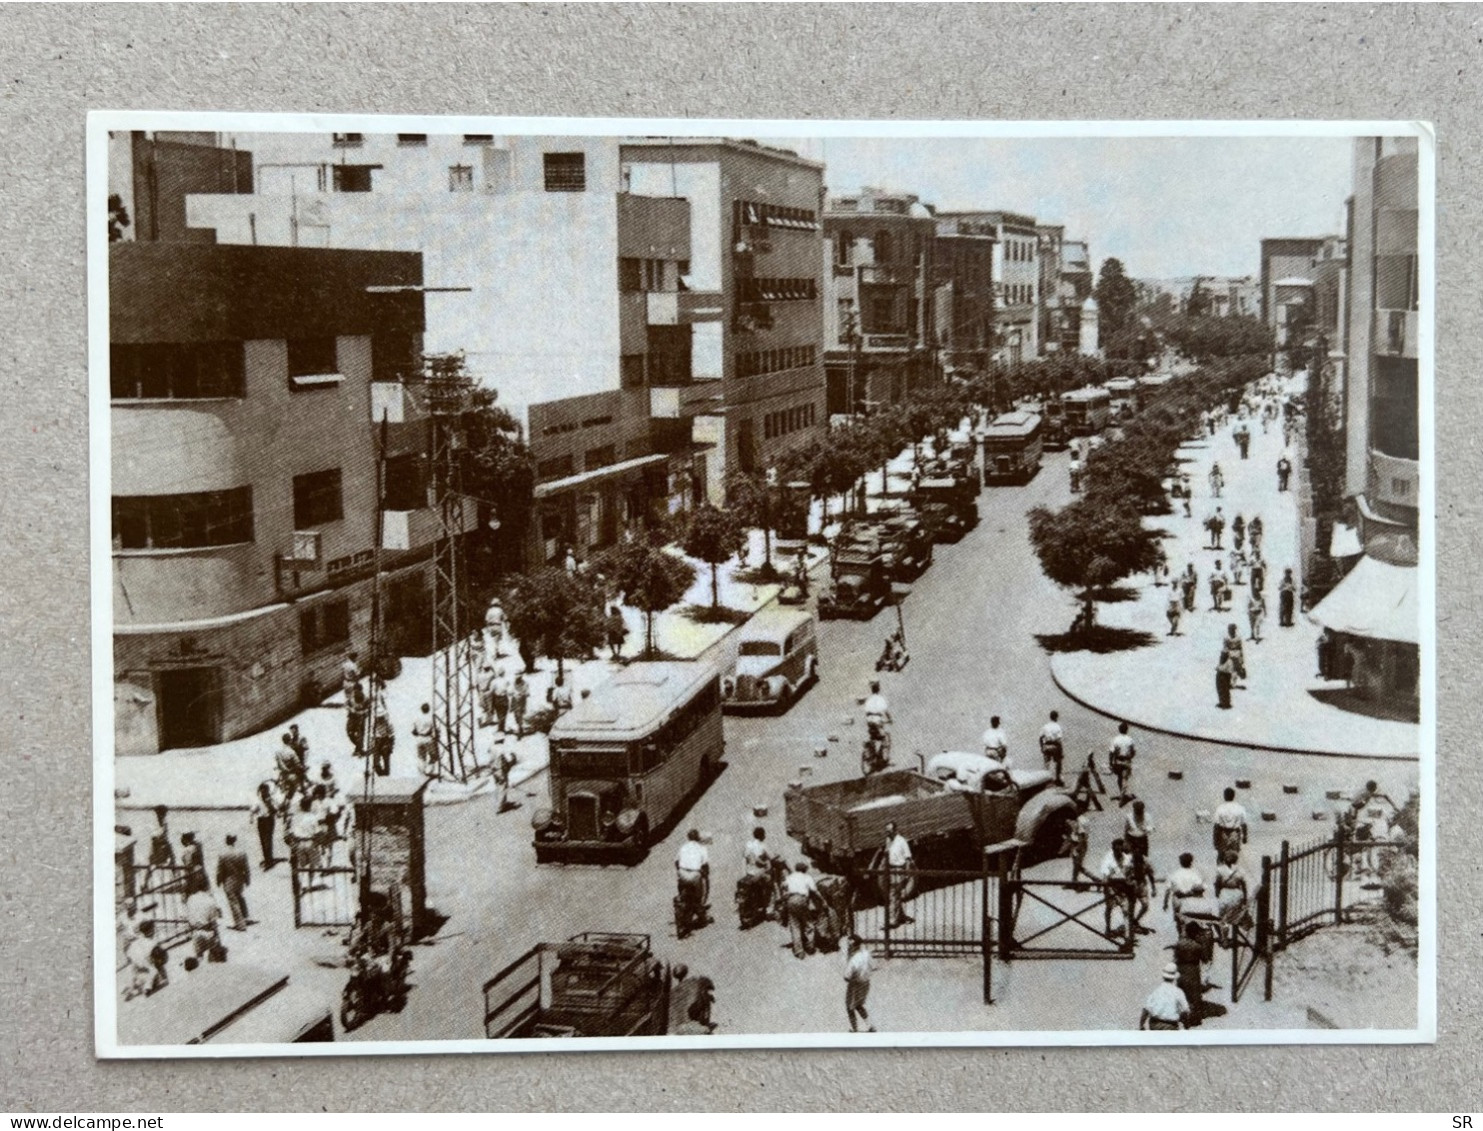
[426,357,477,783]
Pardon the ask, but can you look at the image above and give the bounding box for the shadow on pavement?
[1307,687,1420,724]
[1035,626,1159,654]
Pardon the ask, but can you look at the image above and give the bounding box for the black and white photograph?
[91,116,1434,1054]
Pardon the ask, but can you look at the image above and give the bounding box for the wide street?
[316,435,1417,1041]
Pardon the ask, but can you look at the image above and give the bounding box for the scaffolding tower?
[427,362,478,782]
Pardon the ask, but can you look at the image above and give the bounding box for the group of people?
[260,724,351,869]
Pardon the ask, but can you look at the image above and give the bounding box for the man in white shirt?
[782,862,821,958]
[884,822,914,929]
[1099,838,1134,938]
[1139,964,1190,1030]
[743,826,771,876]
[1164,852,1206,920]
[863,680,891,737]
[1039,711,1065,784]
[1212,787,1249,859]
[675,828,710,920]
[981,716,1010,765]
[1108,722,1137,803]
[843,936,877,1033]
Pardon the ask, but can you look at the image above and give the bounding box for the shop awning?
[534,453,671,499]
[1329,522,1363,558]
[1307,553,1419,645]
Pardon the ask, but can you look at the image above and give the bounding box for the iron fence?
[290,841,357,928]
[849,866,995,1004]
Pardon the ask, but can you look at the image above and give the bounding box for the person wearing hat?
[1139,962,1191,1030]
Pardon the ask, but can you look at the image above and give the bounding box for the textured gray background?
[2,2,1476,1112]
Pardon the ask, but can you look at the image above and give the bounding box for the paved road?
[328,446,1416,1040]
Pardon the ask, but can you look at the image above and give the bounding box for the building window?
[1375,254,1419,311]
[449,165,474,193]
[331,133,364,148]
[618,257,642,293]
[112,487,254,550]
[836,231,853,266]
[331,165,374,193]
[537,455,575,481]
[286,337,340,387]
[620,354,646,388]
[300,598,351,656]
[382,452,428,512]
[585,444,617,471]
[875,230,892,263]
[110,341,245,400]
[293,468,344,528]
[397,134,428,147]
[543,152,586,193]
[1371,357,1419,462]
[463,134,494,145]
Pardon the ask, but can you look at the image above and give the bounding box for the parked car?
[817,549,892,619]
[721,609,820,713]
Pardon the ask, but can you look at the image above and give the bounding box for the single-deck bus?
[1061,386,1112,436]
[981,410,1044,484]
[533,662,723,864]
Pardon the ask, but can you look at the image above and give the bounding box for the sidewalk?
[1050,374,1419,761]
[114,533,830,813]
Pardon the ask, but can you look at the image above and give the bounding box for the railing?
[122,862,196,957]
[850,866,994,1004]
[289,841,357,929]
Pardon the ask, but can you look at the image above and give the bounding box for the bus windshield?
[739,641,783,657]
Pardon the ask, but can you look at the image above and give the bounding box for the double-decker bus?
[1060,386,1112,436]
[981,410,1044,484]
[533,662,723,864]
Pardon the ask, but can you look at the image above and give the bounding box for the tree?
[500,567,606,676]
[1094,257,1139,342]
[724,469,785,577]
[460,384,535,580]
[680,502,743,610]
[599,540,696,658]
[1027,498,1162,627]
[108,193,130,242]
[1185,277,1210,318]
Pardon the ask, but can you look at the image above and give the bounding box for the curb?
[1047,652,1419,763]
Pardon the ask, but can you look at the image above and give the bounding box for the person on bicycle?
[675,828,710,917]
[863,680,892,742]
[1108,722,1137,804]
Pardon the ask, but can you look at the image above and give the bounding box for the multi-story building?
[110,242,437,754]
[931,215,997,374]
[1038,227,1096,353]
[621,139,827,491]
[178,132,721,566]
[108,131,254,244]
[935,210,1040,364]
[821,187,937,415]
[1308,136,1421,718]
[1260,235,1346,353]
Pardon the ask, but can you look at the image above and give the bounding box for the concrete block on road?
[753,806,768,819]
[1235,778,1252,789]
[1261,811,1277,822]
[1325,789,1343,801]
[1312,810,1329,821]
[1167,770,1184,780]
[1283,784,1300,794]
[828,734,840,743]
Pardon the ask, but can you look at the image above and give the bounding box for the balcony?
[647,290,724,326]
[1368,449,1420,516]
[1373,309,1419,359]
[650,385,723,420]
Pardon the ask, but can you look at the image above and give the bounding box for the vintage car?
[721,608,820,713]
[911,476,980,543]
[817,548,892,619]
[834,514,933,582]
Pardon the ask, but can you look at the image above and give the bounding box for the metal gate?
[997,872,1136,960]
[850,866,995,1004]
[290,843,357,928]
[126,862,195,953]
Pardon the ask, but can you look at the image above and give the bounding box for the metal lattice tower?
[428,365,477,782]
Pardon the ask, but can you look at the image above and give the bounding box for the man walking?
[180,831,209,896]
[1139,964,1190,1030]
[1249,554,1266,596]
[1213,787,1249,860]
[215,834,252,931]
[1249,515,1264,555]
[1247,590,1267,642]
[1208,463,1225,500]
[605,605,628,662]
[476,660,497,728]
[510,672,530,740]
[344,679,368,758]
[1166,593,1182,636]
[1108,722,1137,804]
[1099,837,1135,939]
[1216,649,1235,710]
[412,702,439,779]
[1232,513,1246,554]
[1209,561,1227,612]
[1220,623,1247,686]
[844,936,877,1033]
[782,862,821,959]
[1038,710,1065,784]
[1278,568,1297,627]
[1276,454,1292,492]
[1181,564,1198,613]
[884,821,915,929]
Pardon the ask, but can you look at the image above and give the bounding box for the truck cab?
[912,477,980,543]
[818,548,892,619]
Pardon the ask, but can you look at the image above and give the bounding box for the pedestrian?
[548,673,574,717]
[1208,463,1224,500]
[1249,554,1266,596]
[1099,838,1136,939]
[341,650,361,696]
[1276,455,1292,492]
[1215,651,1235,710]
[412,703,438,778]
[1164,851,1207,921]
[287,724,310,769]
[1249,515,1264,554]
[1278,567,1297,627]
[884,821,915,928]
[782,862,821,959]
[1063,807,1091,881]
[215,834,251,931]
[1166,594,1182,636]
[123,920,168,1000]
[251,781,279,870]
[1213,787,1249,860]
[476,659,497,727]
[1230,550,1246,588]
[1038,710,1065,784]
[1232,513,1245,553]
[1172,921,1207,1027]
[1220,623,1247,686]
[486,666,510,734]
[1209,506,1225,549]
[145,804,175,885]
[1247,590,1266,642]
[370,685,394,776]
[605,605,627,662]
[981,715,1009,764]
[180,831,209,896]
[186,887,226,963]
[1109,722,1136,804]
[274,732,306,798]
[484,597,507,662]
[1181,564,1198,613]
[1123,799,1154,890]
[669,964,718,1034]
[344,679,368,757]
[1235,424,1250,460]
[844,935,877,1033]
[564,546,578,574]
[1208,561,1226,612]
[511,672,530,739]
